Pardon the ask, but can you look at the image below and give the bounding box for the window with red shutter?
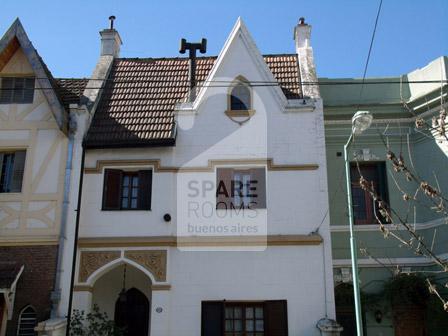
[216,168,266,210]
[201,300,287,336]
[102,169,152,210]
[350,162,389,225]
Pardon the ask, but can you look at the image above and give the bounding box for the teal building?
[322,56,448,335]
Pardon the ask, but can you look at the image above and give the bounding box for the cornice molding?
[77,234,323,248]
[331,217,447,233]
[84,158,319,174]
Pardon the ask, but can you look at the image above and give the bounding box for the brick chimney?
[293,17,320,99]
[99,16,122,57]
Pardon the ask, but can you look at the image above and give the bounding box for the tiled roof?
[85,54,302,148]
[55,78,89,109]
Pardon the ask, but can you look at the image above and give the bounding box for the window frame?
[17,305,37,336]
[350,161,389,225]
[120,171,140,210]
[216,167,267,210]
[226,76,255,118]
[201,300,288,336]
[224,302,265,335]
[0,76,35,104]
[102,168,152,211]
[0,150,26,194]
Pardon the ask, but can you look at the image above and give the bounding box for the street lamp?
[344,110,373,336]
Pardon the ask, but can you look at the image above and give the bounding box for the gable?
[0,19,68,133]
[193,18,290,111]
[1,47,34,74]
[0,36,20,71]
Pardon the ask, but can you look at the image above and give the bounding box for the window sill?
[0,192,23,201]
[101,208,152,212]
[0,102,33,105]
[225,109,255,118]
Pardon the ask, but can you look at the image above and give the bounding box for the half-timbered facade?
[0,19,87,336]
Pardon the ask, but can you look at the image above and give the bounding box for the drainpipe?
[65,145,85,336]
[51,125,75,317]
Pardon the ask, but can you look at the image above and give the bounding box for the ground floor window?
[17,305,37,336]
[202,300,287,336]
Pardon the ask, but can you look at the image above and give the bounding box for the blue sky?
[1,0,447,79]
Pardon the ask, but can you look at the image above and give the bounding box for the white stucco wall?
[74,19,335,335]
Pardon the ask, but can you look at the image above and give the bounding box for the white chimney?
[100,16,122,57]
[294,17,311,50]
[293,17,320,99]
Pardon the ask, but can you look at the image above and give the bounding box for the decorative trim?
[124,250,167,282]
[331,217,448,232]
[333,253,448,268]
[73,284,172,292]
[84,158,319,174]
[73,285,93,293]
[225,109,256,118]
[325,101,448,126]
[0,237,59,246]
[77,234,323,248]
[177,235,322,247]
[78,251,121,283]
[151,284,171,291]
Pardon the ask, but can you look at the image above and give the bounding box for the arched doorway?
[91,263,152,335]
[115,288,150,336]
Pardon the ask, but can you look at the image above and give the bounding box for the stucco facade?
[321,56,448,335]
[70,18,337,336]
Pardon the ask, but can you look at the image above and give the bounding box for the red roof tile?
[85,54,302,148]
[55,78,89,109]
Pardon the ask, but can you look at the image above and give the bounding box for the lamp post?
[344,111,373,336]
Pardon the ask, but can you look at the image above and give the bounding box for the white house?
[70,17,337,336]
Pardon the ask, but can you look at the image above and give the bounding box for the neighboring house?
[321,57,448,335]
[0,20,87,336]
[70,18,337,335]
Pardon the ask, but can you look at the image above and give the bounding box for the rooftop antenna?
[179,38,207,102]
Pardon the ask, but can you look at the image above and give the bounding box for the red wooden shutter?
[102,169,122,210]
[201,301,224,336]
[250,168,266,209]
[138,170,152,210]
[264,300,288,336]
[216,168,233,210]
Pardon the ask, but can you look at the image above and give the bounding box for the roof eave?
[82,138,176,149]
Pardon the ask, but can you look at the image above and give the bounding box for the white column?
[72,291,92,315]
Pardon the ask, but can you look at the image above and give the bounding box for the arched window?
[230,83,251,111]
[17,305,37,336]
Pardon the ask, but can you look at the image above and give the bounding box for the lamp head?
[352,111,373,135]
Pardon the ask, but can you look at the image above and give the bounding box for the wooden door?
[115,288,150,336]
[394,306,426,336]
